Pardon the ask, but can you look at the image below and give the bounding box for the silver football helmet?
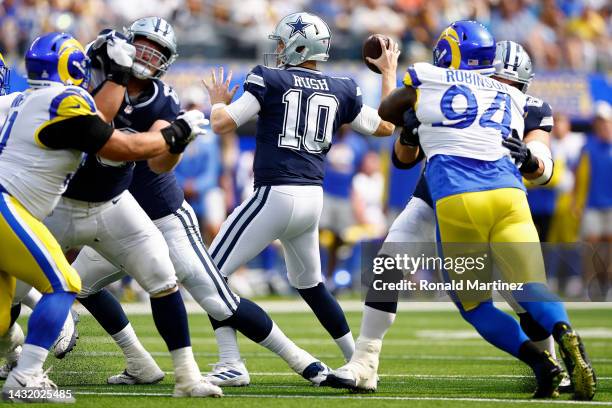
[125,17,178,79]
[494,40,534,93]
[264,12,331,68]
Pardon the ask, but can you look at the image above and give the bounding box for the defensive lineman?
[0,32,203,402]
[203,11,397,384]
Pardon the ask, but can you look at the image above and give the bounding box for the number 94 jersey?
[244,65,363,188]
[404,62,527,161]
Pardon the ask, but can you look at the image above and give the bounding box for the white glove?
[177,110,210,142]
[105,32,136,69]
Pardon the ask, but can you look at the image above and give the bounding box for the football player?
[58,18,335,388]
[0,32,203,402]
[327,23,596,400]
[203,11,397,385]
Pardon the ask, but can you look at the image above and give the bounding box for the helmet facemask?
[132,37,173,79]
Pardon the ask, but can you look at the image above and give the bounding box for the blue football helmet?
[25,32,90,89]
[433,20,496,74]
[0,52,9,95]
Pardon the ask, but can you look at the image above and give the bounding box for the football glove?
[398,108,420,147]
[161,110,209,154]
[502,131,540,173]
[90,29,136,86]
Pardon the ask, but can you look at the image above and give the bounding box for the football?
[362,34,391,74]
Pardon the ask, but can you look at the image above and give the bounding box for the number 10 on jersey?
[279,89,339,153]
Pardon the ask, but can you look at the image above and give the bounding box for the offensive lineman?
[0,32,204,402]
[202,11,397,384]
[328,22,596,400]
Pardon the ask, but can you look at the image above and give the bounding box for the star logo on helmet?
[287,16,312,38]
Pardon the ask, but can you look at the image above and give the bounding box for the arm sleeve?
[224,91,262,127]
[243,65,267,107]
[37,115,114,153]
[350,105,381,135]
[524,98,554,133]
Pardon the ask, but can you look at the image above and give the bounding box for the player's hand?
[202,67,239,105]
[399,109,420,146]
[162,110,209,154]
[90,29,136,86]
[502,132,539,173]
[365,37,400,76]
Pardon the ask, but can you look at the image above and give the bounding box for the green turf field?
[8,305,612,407]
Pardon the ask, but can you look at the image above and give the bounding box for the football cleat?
[2,368,75,403]
[558,371,573,393]
[326,337,381,392]
[52,309,79,359]
[0,345,20,381]
[301,361,331,386]
[173,377,223,398]
[558,329,596,400]
[205,360,250,387]
[107,355,165,385]
[532,351,564,399]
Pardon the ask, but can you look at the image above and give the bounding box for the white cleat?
[52,309,79,359]
[107,356,165,385]
[205,360,250,387]
[326,337,381,392]
[2,368,75,403]
[173,377,223,398]
[0,323,24,381]
[0,345,20,381]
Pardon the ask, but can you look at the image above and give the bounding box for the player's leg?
[172,200,331,385]
[435,189,564,398]
[491,189,596,400]
[0,281,30,379]
[328,196,436,391]
[0,193,79,403]
[73,246,164,385]
[88,192,222,397]
[279,186,354,361]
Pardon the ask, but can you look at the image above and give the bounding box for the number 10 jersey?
[244,65,363,188]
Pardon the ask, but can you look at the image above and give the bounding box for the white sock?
[334,332,355,361]
[21,289,42,310]
[13,344,47,377]
[111,323,149,361]
[360,305,396,340]
[259,323,311,373]
[534,336,557,359]
[170,346,201,386]
[214,327,241,363]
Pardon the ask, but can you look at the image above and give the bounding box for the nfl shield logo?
[124,105,133,114]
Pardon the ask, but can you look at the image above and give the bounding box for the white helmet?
[125,17,178,79]
[494,40,534,93]
[264,12,331,68]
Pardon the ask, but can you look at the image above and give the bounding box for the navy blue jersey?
[245,65,363,187]
[64,79,180,204]
[524,96,553,134]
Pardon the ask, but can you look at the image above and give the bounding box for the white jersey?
[0,84,98,220]
[405,62,527,161]
[0,92,19,127]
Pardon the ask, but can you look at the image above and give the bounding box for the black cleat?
[558,329,597,400]
[533,351,563,399]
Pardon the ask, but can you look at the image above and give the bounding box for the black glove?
[399,108,420,147]
[501,131,539,173]
[89,29,135,87]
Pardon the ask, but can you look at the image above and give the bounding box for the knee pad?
[182,275,236,320]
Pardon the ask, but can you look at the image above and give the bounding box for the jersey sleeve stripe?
[49,91,96,120]
[245,73,265,87]
[403,67,421,88]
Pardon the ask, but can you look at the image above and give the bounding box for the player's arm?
[379,86,420,166]
[146,119,183,174]
[94,82,126,123]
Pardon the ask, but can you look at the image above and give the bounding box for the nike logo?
[111,197,121,205]
[68,104,81,110]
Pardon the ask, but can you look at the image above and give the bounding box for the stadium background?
[1,0,610,299]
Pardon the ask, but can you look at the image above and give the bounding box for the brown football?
[362,34,391,74]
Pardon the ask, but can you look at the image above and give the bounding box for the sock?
[334,332,355,361]
[110,323,150,360]
[516,283,570,333]
[21,288,42,310]
[297,282,351,342]
[459,301,529,357]
[150,290,190,351]
[259,322,310,373]
[219,298,273,343]
[552,322,574,343]
[364,255,402,311]
[13,343,48,376]
[9,303,21,328]
[25,292,75,349]
[360,305,396,340]
[78,289,129,335]
[170,346,201,386]
[519,312,556,359]
[213,327,241,362]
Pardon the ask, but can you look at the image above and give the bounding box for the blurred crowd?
[0,0,610,72]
